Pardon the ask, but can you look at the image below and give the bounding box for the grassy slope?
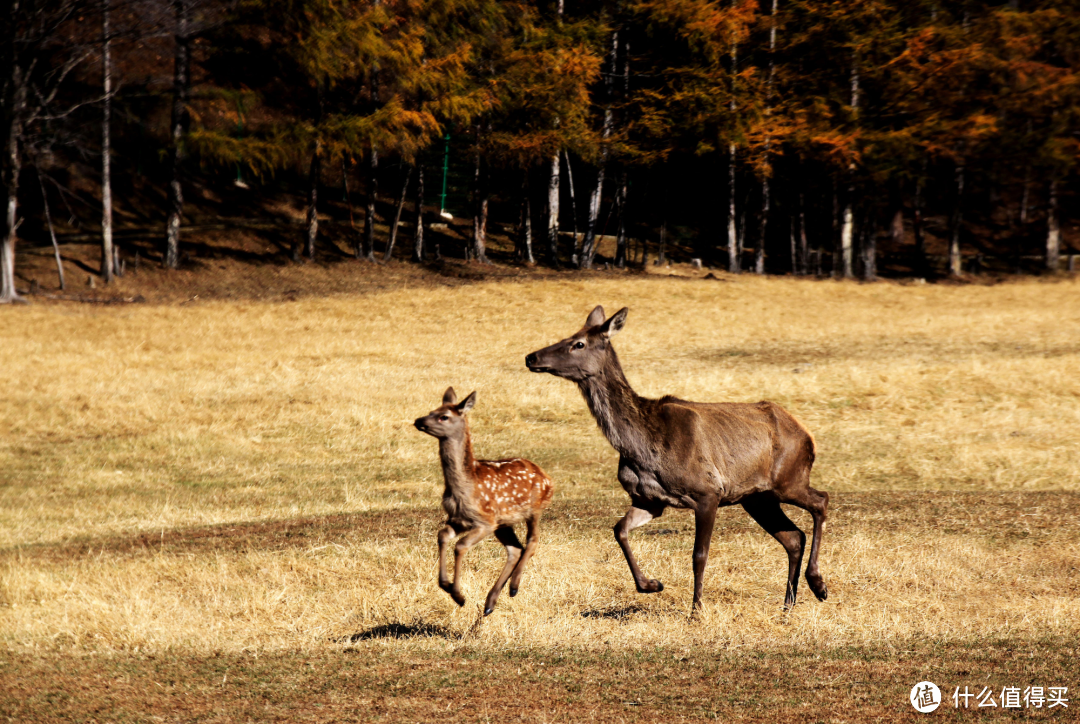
[1,266,1078,720]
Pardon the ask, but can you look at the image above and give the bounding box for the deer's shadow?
[338,621,457,643]
[579,604,650,621]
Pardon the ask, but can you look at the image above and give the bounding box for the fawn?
[414,387,553,615]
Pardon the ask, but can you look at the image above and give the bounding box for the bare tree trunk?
[101,0,114,282]
[37,171,65,290]
[385,165,411,261]
[726,9,740,274]
[581,30,619,270]
[1046,178,1060,272]
[300,142,320,262]
[615,171,628,269]
[546,153,560,267]
[727,146,739,273]
[164,0,190,270]
[754,0,777,277]
[413,164,425,262]
[789,203,797,274]
[913,174,926,276]
[564,151,580,261]
[838,55,859,279]
[861,204,877,281]
[517,169,534,264]
[949,160,964,276]
[888,182,904,252]
[1,65,24,303]
[755,175,769,274]
[798,190,809,274]
[361,146,378,260]
[470,140,489,263]
[839,187,854,278]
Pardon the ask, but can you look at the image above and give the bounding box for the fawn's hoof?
[508,586,518,597]
[637,579,664,594]
[807,573,828,601]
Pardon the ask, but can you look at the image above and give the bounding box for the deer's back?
[645,397,814,502]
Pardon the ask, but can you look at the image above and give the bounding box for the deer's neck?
[438,431,477,498]
[578,348,653,462]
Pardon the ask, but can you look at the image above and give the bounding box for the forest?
[3,0,1079,302]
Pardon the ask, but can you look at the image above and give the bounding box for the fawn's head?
[414,387,477,441]
[525,305,628,382]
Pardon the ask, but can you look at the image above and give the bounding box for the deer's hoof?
[508,586,518,597]
[450,592,466,607]
[637,579,664,594]
[807,573,828,601]
[484,606,495,616]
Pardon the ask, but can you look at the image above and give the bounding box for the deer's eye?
[439,415,449,422]
[573,341,586,350]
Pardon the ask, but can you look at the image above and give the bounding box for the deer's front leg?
[436,524,456,594]
[448,526,491,607]
[690,494,719,613]
[614,504,665,594]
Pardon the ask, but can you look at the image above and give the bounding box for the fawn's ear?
[585,305,606,329]
[600,307,629,338]
[457,391,477,414]
[442,387,458,405]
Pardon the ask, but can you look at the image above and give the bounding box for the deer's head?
[414,387,477,441]
[525,306,628,382]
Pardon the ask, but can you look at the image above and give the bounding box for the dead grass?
[1,270,1078,718]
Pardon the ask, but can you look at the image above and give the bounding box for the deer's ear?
[585,305,606,329]
[600,307,629,338]
[442,387,458,405]
[457,391,477,414]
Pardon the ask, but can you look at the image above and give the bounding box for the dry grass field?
[2,266,1079,721]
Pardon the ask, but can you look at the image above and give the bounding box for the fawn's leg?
[436,524,456,594]
[508,513,542,597]
[448,525,492,607]
[483,527,524,615]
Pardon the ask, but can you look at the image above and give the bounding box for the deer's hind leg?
[484,526,524,616]
[742,494,806,610]
[508,512,542,597]
[780,486,829,601]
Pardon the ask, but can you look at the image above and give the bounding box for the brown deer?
[414,387,554,615]
[525,306,828,612]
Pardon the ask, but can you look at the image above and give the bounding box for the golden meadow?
[1,273,1078,655]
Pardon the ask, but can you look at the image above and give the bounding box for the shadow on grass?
[580,605,649,621]
[339,621,457,642]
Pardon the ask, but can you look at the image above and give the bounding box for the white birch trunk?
[839,56,859,279]
[386,165,411,261]
[949,161,964,276]
[1047,179,1060,271]
[547,153,560,266]
[101,0,114,282]
[164,0,190,270]
[304,142,319,261]
[413,164,425,262]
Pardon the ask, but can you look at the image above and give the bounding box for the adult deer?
[414,387,553,615]
[525,306,828,611]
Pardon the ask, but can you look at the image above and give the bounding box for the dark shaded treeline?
[3,0,1078,301]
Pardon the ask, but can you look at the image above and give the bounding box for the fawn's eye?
[573,341,585,350]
